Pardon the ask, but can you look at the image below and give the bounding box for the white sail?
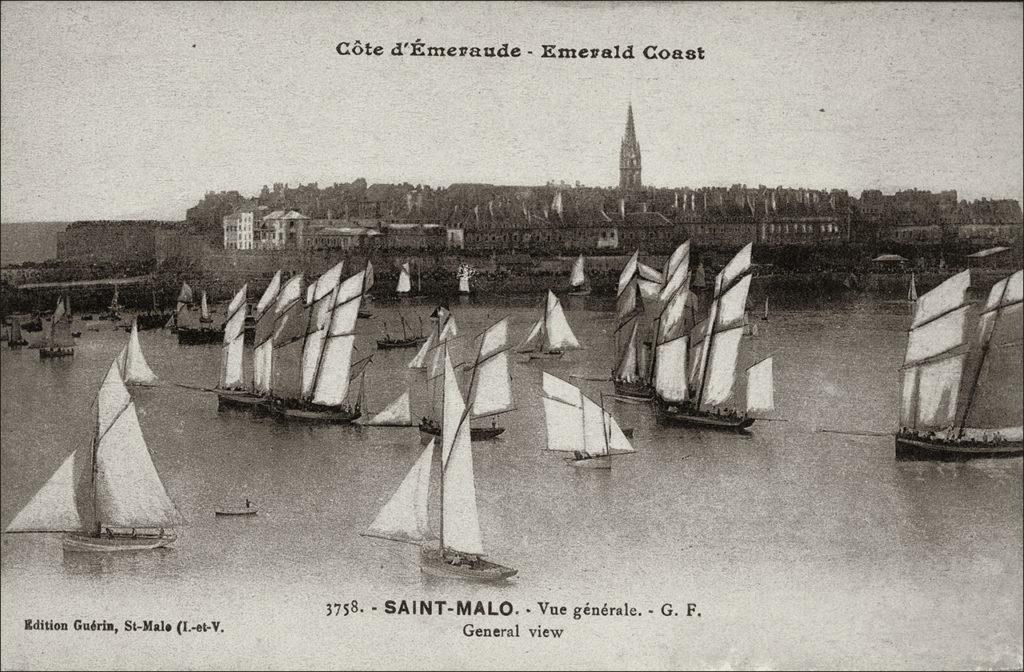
[220,285,248,388]
[176,281,193,312]
[364,390,414,426]
[541,373,586,452]
[312,271,364,406]
[397,263,412,294]
[4,448,91,533]
[581,395,610,457]
[123,321,158,386]
[459,273,470,294]
[701,326,744,407]
[364,440,435,543]
[615,321,641,382]
[617,250,639,295]
[746,356,774,414]
[544,291,581,351]
[364,261,375,291]
[714,243,753,297]
[638,262,664,284]
[253,341,274,393]
[569,255,587,287]
[301,266,345,397]
[908,274,918,302]
[687,316,711,392]
[517,318,543,352]
[638,278,662,301]
[310,261,344,304]
[916,354,964,427]
[658,287,697,342]
[662,241,690,288]
[256,271,282,316]
[470,351,513,418]
[654,336,689,403]
[439,317,459,342]
[408,331,436,369]
[200,291,210,321]
[715,275,752,328]
[440,352,484,556]
[912,269,970,328]
[904,305,970,365]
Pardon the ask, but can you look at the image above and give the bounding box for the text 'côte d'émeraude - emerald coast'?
[335,41,706,61]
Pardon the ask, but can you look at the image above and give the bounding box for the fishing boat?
[420,318,514,441]
[363,352,517,582]
[895,269,1022,461]
[99,284,123,321]
[654,243,774,431]
[567,254,591,295]
[612,275,655,400]
[377,314,427,350]
[117,319,158,386]
[516,290,582,360]
[177,291,222,344]
[215,500,258,516]
[540,372,636,469]
[39,295,74,359]
[4,359,179,551]
[215,284,263,411]
[270,266,369,424]
[8,316,28,347]
[396,262,412,297]
[167,281,194,332]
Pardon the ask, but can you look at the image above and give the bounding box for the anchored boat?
[4,359,179,551]
[541,372,636,469]
[39,295,75,359]
[895,269,1023,461]
[516,290,582,360]
[566,254,591,295]
[377,314,427,350]
[117,319,158,386]
[612,275,655,400]
[177,290,223,344]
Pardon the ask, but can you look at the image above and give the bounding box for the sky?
[1,1,1022,222]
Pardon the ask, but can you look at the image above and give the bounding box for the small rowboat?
[215,500,258,516]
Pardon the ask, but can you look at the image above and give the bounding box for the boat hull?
[419,547,517,582]
[63,533,175,553]
[419,422,505,441]
[377,336,427,350]
[613,379,655,401]
[214,508,258,516]
[895,435,1024,462]
[177,328,223,345]
[216,389,267,412]
[655,400,755,432]
[39,347,74,359]
[570,455,612,469]
[524,351,564,360]
[270,399,361,424]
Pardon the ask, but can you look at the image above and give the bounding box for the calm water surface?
[2,296,1021,670]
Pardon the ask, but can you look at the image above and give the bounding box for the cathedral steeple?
[619,103,642,192]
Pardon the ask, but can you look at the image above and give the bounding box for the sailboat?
[215,284,259,411]
[168,281,194,331]
[612,276,655,400]
[895,269,1022,460]
[4,359,179,551]
[363,352,517,581]
[249,271,292,408]
[396,262,412,297]
[516,290,583,360]
[270,267,370,423]
[421,318,514,441]
[8,315,27,347]
[177,290,223,344]
[654,243,772,431]
[908,273,918,303]
[377,313,427,350]
[117,319,158,386]
[541,372,636,469]
[567,254,591,295]
[39,295,74,359]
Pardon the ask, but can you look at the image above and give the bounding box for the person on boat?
[245,498,251,509]
[491,417,497,429]
[105,527,114,539]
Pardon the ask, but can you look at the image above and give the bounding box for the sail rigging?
[440,351,484,556]
[252,271,283,393]
[465,318,514,419]
[363,440,436,543]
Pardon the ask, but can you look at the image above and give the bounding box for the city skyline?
[1,1,1022,223]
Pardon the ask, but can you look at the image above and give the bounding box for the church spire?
[619,103,642,193]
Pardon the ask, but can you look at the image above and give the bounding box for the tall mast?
[956,279,1011,438]
[307,282,343,402]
